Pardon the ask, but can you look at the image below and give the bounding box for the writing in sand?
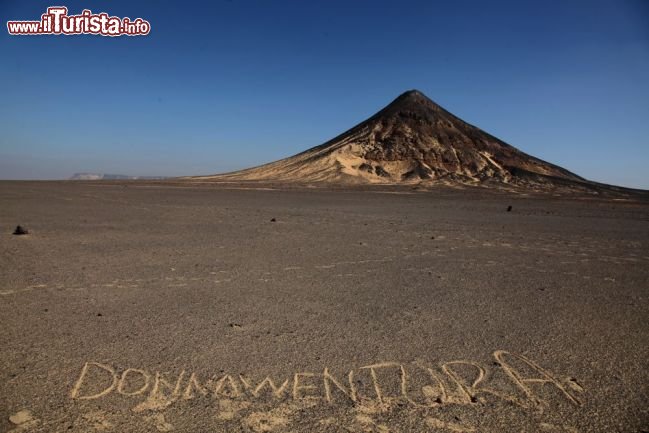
[70,350,583,413]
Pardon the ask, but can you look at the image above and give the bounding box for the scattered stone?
[9,410,33,425]
[431,236,435,239]
[97,313,103,317]
[229,323,242,328]
[13,225,29,235]
[507,205,513,212]
[270,218,276,222]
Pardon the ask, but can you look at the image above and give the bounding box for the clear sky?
[1,0,648,188]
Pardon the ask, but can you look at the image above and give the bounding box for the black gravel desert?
[1,180,648,433]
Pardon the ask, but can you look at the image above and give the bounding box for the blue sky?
[1,0,648,188]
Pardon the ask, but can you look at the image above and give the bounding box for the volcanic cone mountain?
[194,90,585,187]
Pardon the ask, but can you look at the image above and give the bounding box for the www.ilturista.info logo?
[7,6,151,36]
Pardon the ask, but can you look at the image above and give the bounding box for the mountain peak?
[378,89,445,118]
[401,89,425,97]
[394,89,431,103]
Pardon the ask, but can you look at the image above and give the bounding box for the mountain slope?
[191,90,587,187]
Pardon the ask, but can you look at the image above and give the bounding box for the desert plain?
[1,181,648,433]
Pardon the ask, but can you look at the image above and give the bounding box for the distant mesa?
[189,90,636,192]
[70,173,168,180]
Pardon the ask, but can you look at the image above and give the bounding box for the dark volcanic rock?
[374,165,390,177]
[358,163,373,173]
[13,225,29,235]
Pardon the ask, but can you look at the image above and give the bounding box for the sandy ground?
[0,181,648,433]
